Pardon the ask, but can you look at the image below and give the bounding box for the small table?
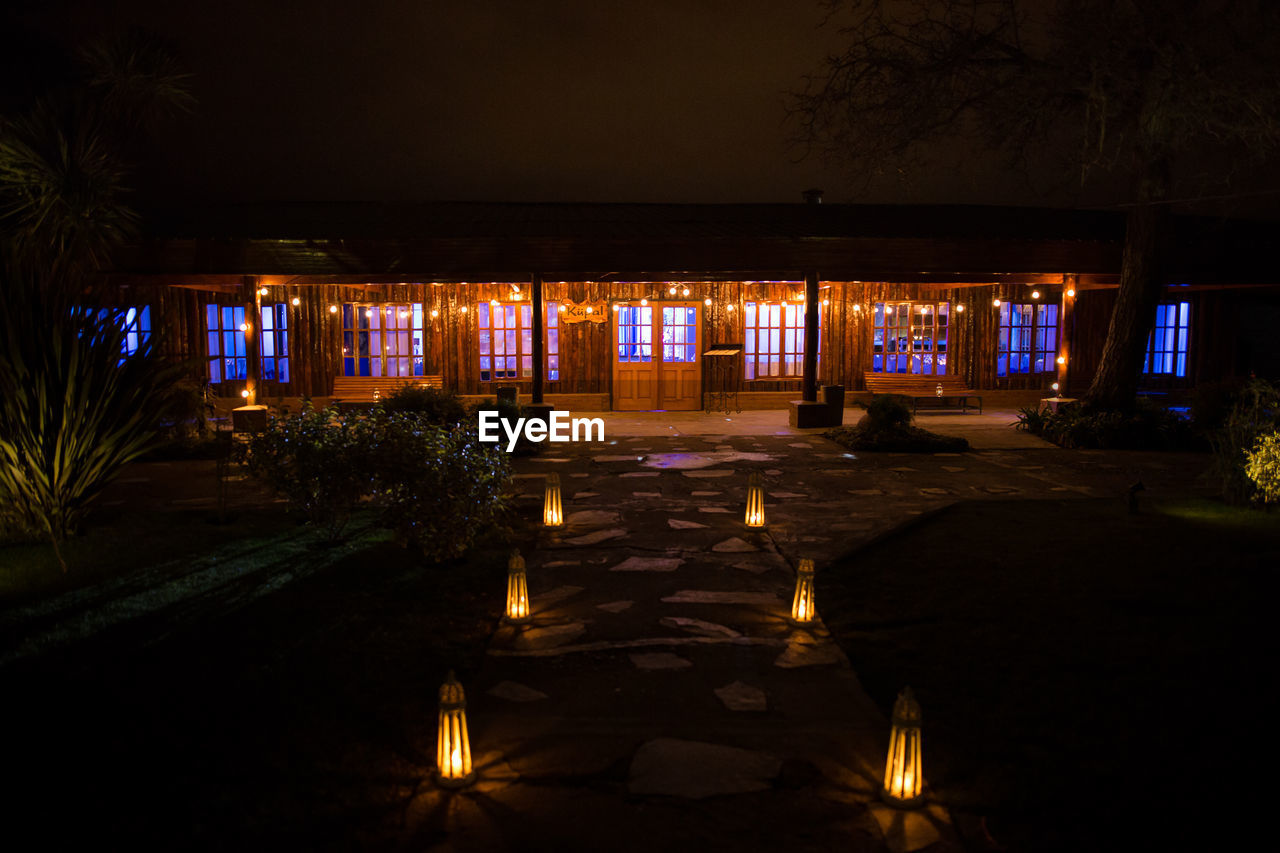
[1039,396,1080,414]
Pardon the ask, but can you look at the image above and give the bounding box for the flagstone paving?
[410,426,1215,851]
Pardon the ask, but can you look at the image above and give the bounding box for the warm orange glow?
[704,298,712,306]
[258,286,269,296]
[328,304,338,313]
[682,287,690,296]
[668,286,677,295]
[1066,288,1076,298]
[364,308,373,318]
[1051,382,1060,392]
[505,550,530,622]
[430,308,439,318]
[790,558,816,623]
[882,687,924,807]
[543,473,563,527]
[744,471,766,528]
[460,305,468,313]
[1031,290,1041,299]
[726,304,735,312]
[993,298,1002,307]
[239,322,250,333]
[956,304,965,313]
[290,296,300,307]
[240,389,250,398]
[436,671,475,788]
[640,298,648,306]
[1057,355,1066,365]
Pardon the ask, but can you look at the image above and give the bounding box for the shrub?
[365,411,511,561]
[1014,406,1050,434]
[0,296,182,565]
[241,405,369,542]
[863,394,913,434]
[377,382,466,426]
[1209,379,1280,502]
[825,395,969,453]
[1244,431,1280,504]
[1024,399,1201,451]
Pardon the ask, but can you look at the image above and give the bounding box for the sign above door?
[561,301,608,324]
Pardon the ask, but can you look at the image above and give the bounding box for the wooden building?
[105,201,1279,412]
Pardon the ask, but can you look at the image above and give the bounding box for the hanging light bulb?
[505,550,530,623]
[290,296,301,307]
[585,306,593,314]
[240,389,250,399]
[460,305,468,313]
[1031,290,1041,299]
[543,473,563,527]
[1056,355,1066,365]
[430,308,439,318]
[682,287,690,297]
[993,298,1002,307]
[612,303,621,311]
[822,298,830,306]
[258,286,269,297]
[744,471,765,528]
[881,687,925,807]
[490,299,499,306]
[435,671,476,788]
[329,304,338,314]
[640,298,648,306]
[239,322,251,333]
[668,285,677,296]
[790,558,816,624]
[956,304,965,313]
[365,308,373,318]
[1051,382,1060,393]
[558,304,567,312]
[1066,288,1076,298]
[704,298,712,306]
[726,304,735,312]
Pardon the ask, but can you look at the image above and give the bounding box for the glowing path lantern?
[435,670,475,788]
[790,558,816,624]
[881,686,924,807]
[505,550,530,622]
[744,471,766,528]
[543,473,563,527]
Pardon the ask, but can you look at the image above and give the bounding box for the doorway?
[612,302,701,410]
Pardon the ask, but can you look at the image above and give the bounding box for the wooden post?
[531,274,544,404]
[243,275,262,405]
[802,271,819,402]
[1058,274,1076,394]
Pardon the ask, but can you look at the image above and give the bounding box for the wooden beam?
[802,271,819,402]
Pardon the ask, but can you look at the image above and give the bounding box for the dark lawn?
[2,528,510,850]
[821,497,1278,853]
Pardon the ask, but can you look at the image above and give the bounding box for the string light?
[240,389,250,398]
[1031,290,1041,299]
[956,304,965,313]
[1066,288,1076,298]
[640,298,648,306]
[239,322,250,333]
[993,298,1002,307]
[512,284,521,293]
[726,304,735,312]
[290,297,300,307]
[682,287,690,297]
[704,298,712,306]
[430,308,439,318]
[585,306,593,314]
[668,286,677,296]
[329,304,338,313]
[822,298,830,306]
[258,286,269,296]
[1056,355,1066,365]
[460,305,468,313]
[365,308,373,318]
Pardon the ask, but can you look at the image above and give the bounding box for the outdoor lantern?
[790,558,816,624]
[290,296,300,306]
[543,473,563,527]
[435,671,476,788]
[505,550,530,622]
[882,686,925,807]
[745,471,766,528]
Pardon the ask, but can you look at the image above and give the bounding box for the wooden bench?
[864,375,983,414]
[331,375,443,404]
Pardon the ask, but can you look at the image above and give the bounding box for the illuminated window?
[478,301,559,381]
[260,303,290,383]
[97,305,151,357]
[616,304,652,363]
[1143,302,1190,377]
[872,302,949,375]
[205,305,247,384]
[205,304,291,385]
[743,302,820,379]
[662,305,698,363]
[341,303,426,377]
[996,302,1058,376]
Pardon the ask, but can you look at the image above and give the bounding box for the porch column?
[1058,274,1076,394]
[802,270,819,401]
[531,273,544,404]
[242,275,262,405]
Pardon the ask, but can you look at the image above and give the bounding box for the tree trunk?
[1084,162,1170,409]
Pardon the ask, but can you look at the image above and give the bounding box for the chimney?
[802,188,824,205]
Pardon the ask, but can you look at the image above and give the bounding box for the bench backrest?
[331,375,444,400]
[865,375,974,393]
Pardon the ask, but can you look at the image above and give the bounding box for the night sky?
[4,0,1276,216]
[5,0,1052,207]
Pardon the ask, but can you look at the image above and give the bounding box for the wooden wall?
[125,278,1248,402]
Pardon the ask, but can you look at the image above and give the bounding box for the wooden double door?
[612,302,702,410]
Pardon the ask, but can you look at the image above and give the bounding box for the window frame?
[996,301,1059,377]
[743,301,821,380]
[1143,301,1191,377]
[340,302,427,378]
[97,305,152,358]
[871,301,950,376]
[477,300,559,382]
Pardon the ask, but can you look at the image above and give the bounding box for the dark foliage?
[1204,378,1280,502]
[376,382,466,426]
[826,396,969,452]
[1015,399,1202,450]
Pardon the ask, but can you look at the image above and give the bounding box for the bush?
[0,296,182,562]
[241,405,369,542]
[1208,379,1280,502]
[377,382,466,426]
[1244,431,1280,504]
[1020,399,1201,451]
[825,395,969,453]
[365,411,511,561]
